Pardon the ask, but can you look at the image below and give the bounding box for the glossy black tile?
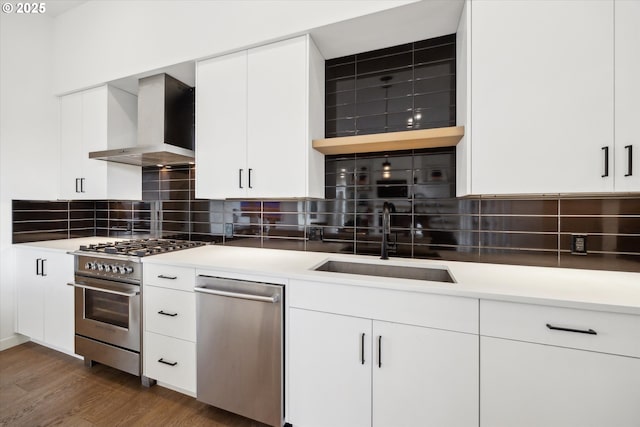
[326,62,355,80]
[560,198,640,216]
[357,42,413,61]
[414,34,456,50]
[481,232,558,250]
[560,216,640,234]
[481,216,558,233]
[481,199,559,216]
[414,43,456,65]
[558,252,640,272]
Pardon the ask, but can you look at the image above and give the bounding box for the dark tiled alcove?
[325,34,456,137]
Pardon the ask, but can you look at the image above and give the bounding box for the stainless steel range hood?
[89,74,195,167]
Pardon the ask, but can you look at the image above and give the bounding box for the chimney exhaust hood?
[89,73,195,167]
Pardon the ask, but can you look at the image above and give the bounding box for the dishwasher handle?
[194,286,279,303]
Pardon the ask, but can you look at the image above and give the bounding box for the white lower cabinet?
[480,300,640,427]
[372,321,478,427]
[481,337,640,427]
[15,247,74,354]
[144,332,196,393]
[289,309,372,427]
[288,308,479,427]
[143,265,196,395]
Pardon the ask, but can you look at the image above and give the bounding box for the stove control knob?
[97,263,105,272]
[124,266,134,274]
[90,262,99,270]
[84,262,92,270]
[108,264,117,273]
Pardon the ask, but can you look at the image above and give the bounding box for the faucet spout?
[381,202,391,260]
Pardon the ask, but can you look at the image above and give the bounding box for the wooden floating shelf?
[312,126,465,155]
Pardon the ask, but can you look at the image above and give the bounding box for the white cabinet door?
[373,321,478,427]
[15,248,44,341]
[288,308,371,427]
[59,92,84,199]
[196,51,248,199]
[42,252,75,354]
[481,336,640,427]
[469,0,614,194]
[195,35,324,199]
[614,0,640,192]
[80,86,109,199]
[59,85,139,200]
[247,37,307,198]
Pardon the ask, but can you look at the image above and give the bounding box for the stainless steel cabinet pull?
[194,286,279,303]
[158,310,178,317]
[67,282,139,297]
[157,274,177,280]
[158,358,177,366]
[625,145,633,176]
[239,169,244,188]
[377,335,382,368]
[360,333,365,365]
[75,178,81,193]
[546,323,597,335]
[601,146,609,177]
[248,168,253,189]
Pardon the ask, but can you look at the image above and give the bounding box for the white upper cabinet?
[614,0,640,192]
[59,85,141,200]
[458,0,638,195]
[196,35,325,199]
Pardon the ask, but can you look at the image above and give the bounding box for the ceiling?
[45,1,86,17]
[107,0,464,95]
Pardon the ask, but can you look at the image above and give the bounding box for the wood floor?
[0,342,269,426]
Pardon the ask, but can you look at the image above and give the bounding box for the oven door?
[70,276,141,352]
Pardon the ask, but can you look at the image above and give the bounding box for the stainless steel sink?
[314,260,454,283]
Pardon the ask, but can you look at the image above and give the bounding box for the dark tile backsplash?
[325,34,456,138]
[12,159,640,273]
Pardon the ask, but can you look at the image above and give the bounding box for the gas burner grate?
[78,239,206,257]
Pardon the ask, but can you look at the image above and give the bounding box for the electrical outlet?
[571,234,587,255]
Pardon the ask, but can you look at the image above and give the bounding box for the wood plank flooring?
[0,342,269,426]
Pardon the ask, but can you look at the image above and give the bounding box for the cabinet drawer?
[144,286,195,342]
[481,300,640,357]
[144,332,196,394]
[143,264,195,291]
[289,279,478,334]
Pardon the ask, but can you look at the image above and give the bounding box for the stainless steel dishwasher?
[195,275,284,427]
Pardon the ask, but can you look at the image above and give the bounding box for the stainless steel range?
[69,239,205,379]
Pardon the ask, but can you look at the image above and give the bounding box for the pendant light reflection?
[382,157,391,179]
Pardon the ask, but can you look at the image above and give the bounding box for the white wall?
[53,0,415,94]
[0,12,59,349]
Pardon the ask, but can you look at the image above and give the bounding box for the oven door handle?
[67,282,140,297]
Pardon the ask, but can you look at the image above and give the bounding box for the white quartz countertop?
[143,245,640,315]
[14,237,127,253]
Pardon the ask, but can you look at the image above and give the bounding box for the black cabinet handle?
[157,275,177,280]
[158,310,178,317]
[36,258,41,276]
[41,259,47,277]
[158,358,178,366]
[601,146,609,177]
[248,168,253,189]
[625,145,633,177]
[546,323,597,335]
[360,333,365,365]
[239,169,243,189]
[377,335,382,368]
[80,178,85,193]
